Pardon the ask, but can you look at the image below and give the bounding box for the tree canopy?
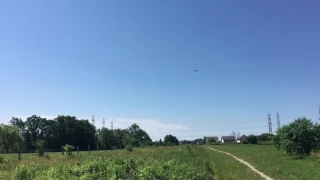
[164,134,179,145]
[0,124,24,153]
[6,115,153,153]
[273,117,320,156]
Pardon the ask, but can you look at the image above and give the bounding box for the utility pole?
[277,112,280,130]
[102,118,105,129]
[110,120,113,130]
[318,106,320,120]
[268,114,273,134]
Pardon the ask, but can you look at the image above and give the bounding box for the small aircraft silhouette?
[194,70,198,72]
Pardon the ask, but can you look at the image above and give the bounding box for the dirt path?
[207,147,273,180]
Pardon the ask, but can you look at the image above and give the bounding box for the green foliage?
[9,115,154,153]
[126,144,133,152]
[164,134,179,145]
[11,115,97,152]
[273,117,319,156]
[246,135,258,144]
[242,139,249,144]
[0,124,24,153]
[258,133,274,141]
[33,140,45,156]
[207,138,216,143]
[62,144,75,156]
[124,123,152,148]
[6,146,214,180]
[12,165,40,180]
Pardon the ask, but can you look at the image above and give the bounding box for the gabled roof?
[221,136,235,140]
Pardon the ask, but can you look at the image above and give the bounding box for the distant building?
[204,136,219,143]
[178,141,183,145]
[221,136,236,143]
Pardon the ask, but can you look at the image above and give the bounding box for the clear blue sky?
[1,0,319,140]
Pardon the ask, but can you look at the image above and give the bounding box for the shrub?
[126,144,133,152]
[273,117,319,156]
[33,140,45,157]
[13,165,40,180]
[258,133,274,141]
[62,144,75,156]
[246,135,258,144]
[242,139,249,144]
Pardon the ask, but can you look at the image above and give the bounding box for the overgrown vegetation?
[0,146,214,180]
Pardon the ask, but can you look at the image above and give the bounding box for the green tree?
[33,140,45,156]
[0,124,24,153]
[246,135,258,144]
[164,134,179,145]
[124,124,152,147]
[273,117,318,156]
[159,139,163,145]
[98,128,115,150]
[24,115,48,150]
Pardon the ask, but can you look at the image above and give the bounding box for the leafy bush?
[13,165,40,180]
[62,144,75,156]
[273,117,319,156]
[242,139,249,144]
[33,140,45,157]
[246,135,258,144]
[126,144,133,152]
[258,133,274,141]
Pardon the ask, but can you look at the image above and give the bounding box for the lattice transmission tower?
[268,114,272,134]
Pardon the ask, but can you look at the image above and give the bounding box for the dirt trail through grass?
[207,147,273,180]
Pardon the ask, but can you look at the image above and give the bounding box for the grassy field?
[3,144,315,180]
[208,144,320,180]
[0,145,265,180]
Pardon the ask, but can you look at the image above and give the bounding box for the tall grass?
[1,145,214,180]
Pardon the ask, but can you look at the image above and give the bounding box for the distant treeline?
[0,115,155,153]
